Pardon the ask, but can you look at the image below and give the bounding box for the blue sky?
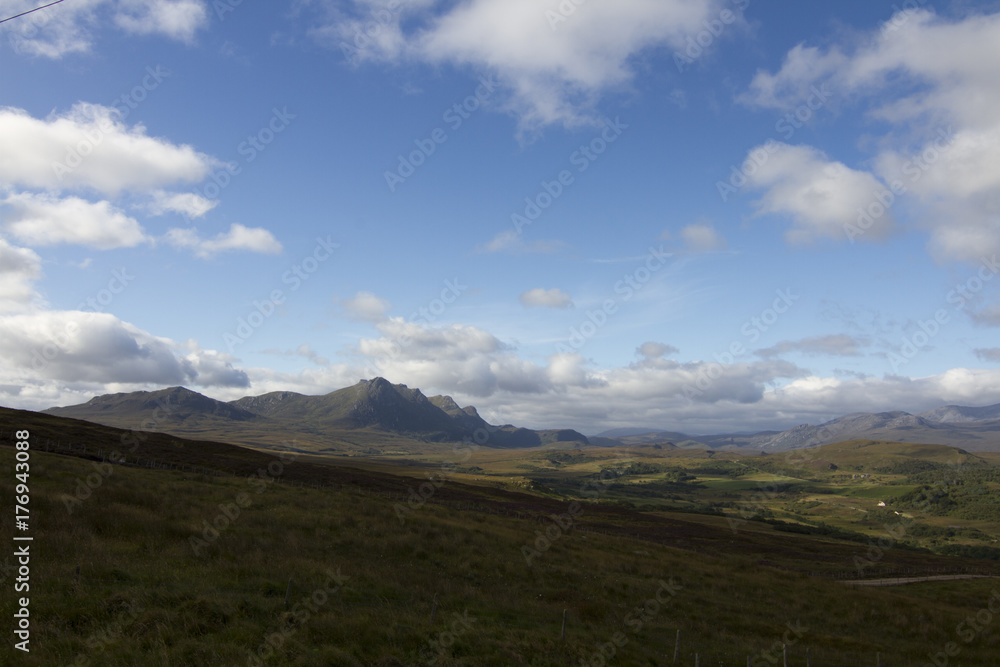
[2,0,1000,434]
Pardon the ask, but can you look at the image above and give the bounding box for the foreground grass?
[1,444,999,666]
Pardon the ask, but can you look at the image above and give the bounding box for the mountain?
[43,378,590,451]
[44,383,1000,454]
[918,403,1000,423]
[230,377,469,440]
[588,403,1000,453]
[748,409,1000,453]
[46,385,261,423]
[228,390,305,417]
[595,427,675,438]
[428,393,492,433]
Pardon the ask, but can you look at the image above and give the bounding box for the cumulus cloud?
[4,0,209,58]
[0,105,279,258]
[1,193,148,249]
[740,9,1000,262]
[0,238,43,313]
[0,104,217,196]
[113,0,208,42]
[756,334,869,359]
[0,310,248,387]
[520,287,573,309]
[341,291,391,322]
[357,317,549,397]
[147,191,218,218]
[164,224,283,259]
[489,365,1000,434]
[4,307,1000,435]
[545,352,591,387]
[310,0,735,130]
[744,144,896,245]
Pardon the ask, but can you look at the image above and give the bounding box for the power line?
[0,0,68,26]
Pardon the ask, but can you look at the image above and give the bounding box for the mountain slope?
[918,403,1000,423]
[45,386,260,424]
[41,378,590,450]
[749,411,1000,453]
[229,378,467,440]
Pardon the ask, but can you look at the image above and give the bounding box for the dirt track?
[844,574,999,586]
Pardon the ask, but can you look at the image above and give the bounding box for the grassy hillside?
[2,411,1000,665]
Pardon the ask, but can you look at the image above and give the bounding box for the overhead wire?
[0,0,69,26]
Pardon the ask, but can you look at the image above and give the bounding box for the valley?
[3,392,1000,664]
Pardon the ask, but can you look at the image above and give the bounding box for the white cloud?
[341,291,391,322]
[741,9,1000,263]
[147,190,218,218]
[545,353,592,388]
[3,0,209,58]
[4,308,1000,435]
[357,317,549,397]
[113,0,209,42]
[0,238,43,313]
[0,310,248,388]
[679,221,727,252]
[1,192,148,249]
[744,144,895,245]
[4,0,109,58]
[520,287,573,309]
[178,344,251,388]
[313,0,733,130]
[0,104,217,196]
[164,224,283,259]
[875,125,1000,263]
[742,11,1000,130]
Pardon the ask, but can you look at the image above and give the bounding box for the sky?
[2,0,1000,435]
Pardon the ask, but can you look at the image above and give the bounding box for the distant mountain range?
[597,404,1000,453]
[41,379,1000,453]
[43,377,590,452]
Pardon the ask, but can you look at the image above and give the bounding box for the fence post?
[284,577,293,608]
[783,644,787,667]
[561,609,567,640]
[673,629,680,663]
[877,652,882,667]
[430,593,438,625]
